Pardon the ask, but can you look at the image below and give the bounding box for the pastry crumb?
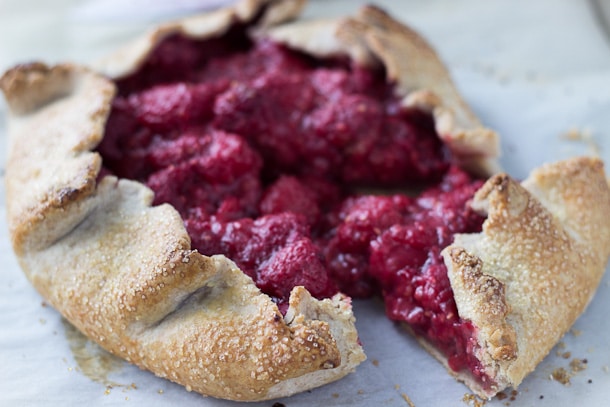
[509,390,518,402]
[570,328,582,337]
[550,367,571,385]
[561,128,590,141]
[570,358,587,373]
[560,127,600,155]
[372,359,380,367]
[550,358,589,387]
[401,392,416,407]
[462,393,486,407]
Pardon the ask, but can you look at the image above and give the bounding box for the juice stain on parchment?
[62,318,132,392]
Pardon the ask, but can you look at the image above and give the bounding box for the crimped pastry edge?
[442,157,610,398]
[1,62,366,403]
[0,0,366,401]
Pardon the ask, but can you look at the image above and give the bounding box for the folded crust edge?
[0,4,369,398]
[442,157,610,398]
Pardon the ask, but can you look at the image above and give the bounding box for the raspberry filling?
[98,29,492,387]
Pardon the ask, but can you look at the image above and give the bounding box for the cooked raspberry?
[146,131,262,217]
[259,176,321,225]
[366,176,486,376]
[214,72,317,174]
[307,93,382,156]
[309,68,372,102]
[200,40,310,84]
[322,195,412,298]
[414,169,485,237]
[249,213,311,265]
[346,110,448,185]
[310,66,388,100]
[380,246,484,380]
[186,216,257,279]
[187,213,309,275]
[186,212,334,307]
[368,223,436,287]
[129,82,228,133]
[258,237,337,306]
[335,195,413,247]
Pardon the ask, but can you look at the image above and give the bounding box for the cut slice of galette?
[2,0,609,402]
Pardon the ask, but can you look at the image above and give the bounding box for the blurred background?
[1,0,609,76]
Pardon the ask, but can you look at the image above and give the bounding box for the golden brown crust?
[1,63,114,255]
[2,61,365,401]
[0,1,365,401]
[442,157,610,398]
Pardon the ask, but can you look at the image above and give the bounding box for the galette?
[2,0,609,402]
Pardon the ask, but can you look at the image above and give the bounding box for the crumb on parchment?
[550,358,588,386]
[550,367,571,385]
[462,393,486,407]
[570,358,588,373]
[401,392,416,407]
[560,127,601,155]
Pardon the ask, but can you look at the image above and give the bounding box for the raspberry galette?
[2,0,609,401]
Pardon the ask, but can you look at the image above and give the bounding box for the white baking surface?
[1,0,610,406]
